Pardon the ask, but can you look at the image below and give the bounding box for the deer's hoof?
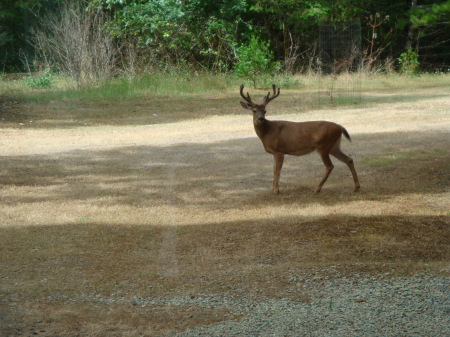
[354,186,360,192]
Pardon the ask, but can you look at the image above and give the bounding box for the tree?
[0,0,59,71]
[100,0,246,70]
[1,0,448,74]
[409,0,450,71]
[33,1,117,85]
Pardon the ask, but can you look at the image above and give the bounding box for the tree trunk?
[405,0,418,51]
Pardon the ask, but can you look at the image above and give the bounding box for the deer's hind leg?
[316,152,334,193]
[330,147,360,192]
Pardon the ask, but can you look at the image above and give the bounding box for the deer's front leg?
[272,153,284,194]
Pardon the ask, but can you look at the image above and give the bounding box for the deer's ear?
[240,101,252,110]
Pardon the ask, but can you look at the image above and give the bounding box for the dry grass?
[1,74,449,336]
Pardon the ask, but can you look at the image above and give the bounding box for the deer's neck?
[253,119,272,141]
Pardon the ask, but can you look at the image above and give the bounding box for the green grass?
[1,72,261,104]
[1,71,448,129]
[363,148,448,167]
[2,72,237,104]
[2,71,449,107]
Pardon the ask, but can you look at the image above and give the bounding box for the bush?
[24,70,52,89]
[398,49,420,75]
[33,2,118,87]
[234,36,280,88]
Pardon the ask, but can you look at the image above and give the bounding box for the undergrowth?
[1,71,449,106]
[3,72,302,104]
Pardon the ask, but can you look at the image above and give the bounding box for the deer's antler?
[262,84,280,106]
[239,84,255,106]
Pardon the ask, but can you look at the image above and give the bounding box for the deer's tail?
[342,127,352,142]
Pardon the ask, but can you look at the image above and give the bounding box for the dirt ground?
[0,83,449,336]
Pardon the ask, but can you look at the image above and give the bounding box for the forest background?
[1,0,450,85]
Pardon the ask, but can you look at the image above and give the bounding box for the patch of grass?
[2,72,449,103]
[6,72,241,105]
[363,148,448,167]
[23,70,53,89]
[1,72,449,129]
[75,217,94,223]
[8,71,305,105]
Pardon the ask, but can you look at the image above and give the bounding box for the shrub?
[234,36,280,88]
[398,49,420,75]
[33,2,118,87]
[24,70,52,88]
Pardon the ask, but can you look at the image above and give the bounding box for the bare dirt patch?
[1,83,449,336]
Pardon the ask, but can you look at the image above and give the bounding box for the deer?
[239,84,360,194]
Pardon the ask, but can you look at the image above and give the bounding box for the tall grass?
[3,72,240,104]
[2,71,449,106]
[2,70,309,104]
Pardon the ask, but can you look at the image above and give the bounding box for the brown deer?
[239,84,360,194]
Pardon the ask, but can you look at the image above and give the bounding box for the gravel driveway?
[164,274,450,336]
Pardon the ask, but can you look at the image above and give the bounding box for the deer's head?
[239,84,280,124]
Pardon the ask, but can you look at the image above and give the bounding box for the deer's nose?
[258,116,265,122]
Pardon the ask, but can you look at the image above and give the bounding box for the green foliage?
[234,36,280,87]
[23,70,52,88]
[102,0,244,70]
[410,0,450,27]
[0,31,10,49]
[261,74,301,89]
[106,0,184,46]
[398,49,420,75]
[1,0,449,75]
[0,0,60,71]
[13,71,240,104]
